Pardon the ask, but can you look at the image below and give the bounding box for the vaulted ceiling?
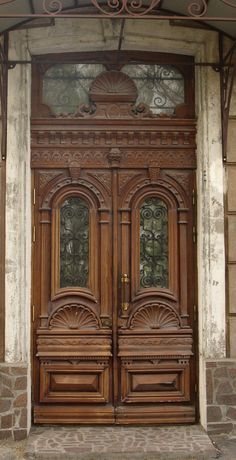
[0,0,236,39]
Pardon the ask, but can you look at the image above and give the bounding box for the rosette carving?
[49,304,100,330]
[129,303,180,329]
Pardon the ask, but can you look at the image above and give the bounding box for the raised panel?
[50,373,99,392]
[132,373,179,392]
[39,362,110,403]
[121,361,190,403]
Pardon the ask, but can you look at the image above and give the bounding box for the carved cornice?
[31,128,196,149]
[37,335,112,358]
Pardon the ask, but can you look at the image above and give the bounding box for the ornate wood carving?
[167,171,191,193]
[48,304,100,330]
[118,172,141,194]
[129,303,181,330]
[39,171,63,191]
[31,128,196,150]
[32,148,196,170]
[107,148,122,167]
[90,71,138,102]
[41,176,109,209]
[88,172,112,193]
[32,56,196,423]
[149,165,161,183]
[68,161,81,181]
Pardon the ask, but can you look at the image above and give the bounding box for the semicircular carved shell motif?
[49,304,99,330]
[90,71,138,102]
[130,303,180,330]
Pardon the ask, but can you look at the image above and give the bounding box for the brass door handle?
[121,273,130,314]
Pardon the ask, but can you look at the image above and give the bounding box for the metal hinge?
[32,226,36,243]
[193,225,197,243]
[33,188,36,206]
[192,189,196,206]
[32,305,35,323]
[195,383,198,393]
[193,305,198,321]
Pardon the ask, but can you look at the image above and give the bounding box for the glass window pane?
[140,197,168,289]
[60,197,89,288]
[122,64,184,115]
[43,63,105,115]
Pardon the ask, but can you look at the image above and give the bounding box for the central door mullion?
[110,157,120,409]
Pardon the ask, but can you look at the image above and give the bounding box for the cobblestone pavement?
[0,425,220,459]
[211,434,236,460]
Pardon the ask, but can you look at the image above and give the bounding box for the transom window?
[42,63,184,116]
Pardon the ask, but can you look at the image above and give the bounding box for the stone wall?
[0,363,28,440]
[207,360,236,434]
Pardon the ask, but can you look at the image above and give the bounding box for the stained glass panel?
[122,64,184,115]
[43,63,105,115]
[60,197,89,288]
[140,197,168,289]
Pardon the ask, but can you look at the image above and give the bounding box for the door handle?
[121,273,130,314]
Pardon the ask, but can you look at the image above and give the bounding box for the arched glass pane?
[60,197,89,288]
[122,64,184,115]
[140,197,168,289]
[43,63,105,115]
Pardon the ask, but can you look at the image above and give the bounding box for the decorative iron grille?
[0,0,236,20]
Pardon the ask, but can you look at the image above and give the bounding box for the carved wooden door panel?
[116,164,196,424]
[33,165,115,423]
[32,65,197,424]
[32,156,196,424]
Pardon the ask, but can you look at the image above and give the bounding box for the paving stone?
[22,425,218,459]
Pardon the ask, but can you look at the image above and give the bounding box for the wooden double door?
[32,120,197,424]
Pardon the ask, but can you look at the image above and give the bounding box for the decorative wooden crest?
[129,303,181,330]
[68,161,81,181]
[89,70,138,102]
[48,304,100,330]
[60,70,154,120]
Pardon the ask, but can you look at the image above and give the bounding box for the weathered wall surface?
[0,35,5,363]
[0,19,227,436]
[227,67,236,356]
[2,29,31,437]
[0,136,5,363]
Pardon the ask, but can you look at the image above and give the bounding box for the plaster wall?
[226,100,236,358]
[4,19,226,431]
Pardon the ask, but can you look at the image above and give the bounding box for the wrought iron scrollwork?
[0,0,236,19]
[60,197,89,288]
[90,0,161,17]
[43,0,63,15]
[187,0,207,17]
[140,197,168,289]
[123,64,184,115]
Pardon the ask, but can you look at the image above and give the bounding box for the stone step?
[23,453,217,460]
